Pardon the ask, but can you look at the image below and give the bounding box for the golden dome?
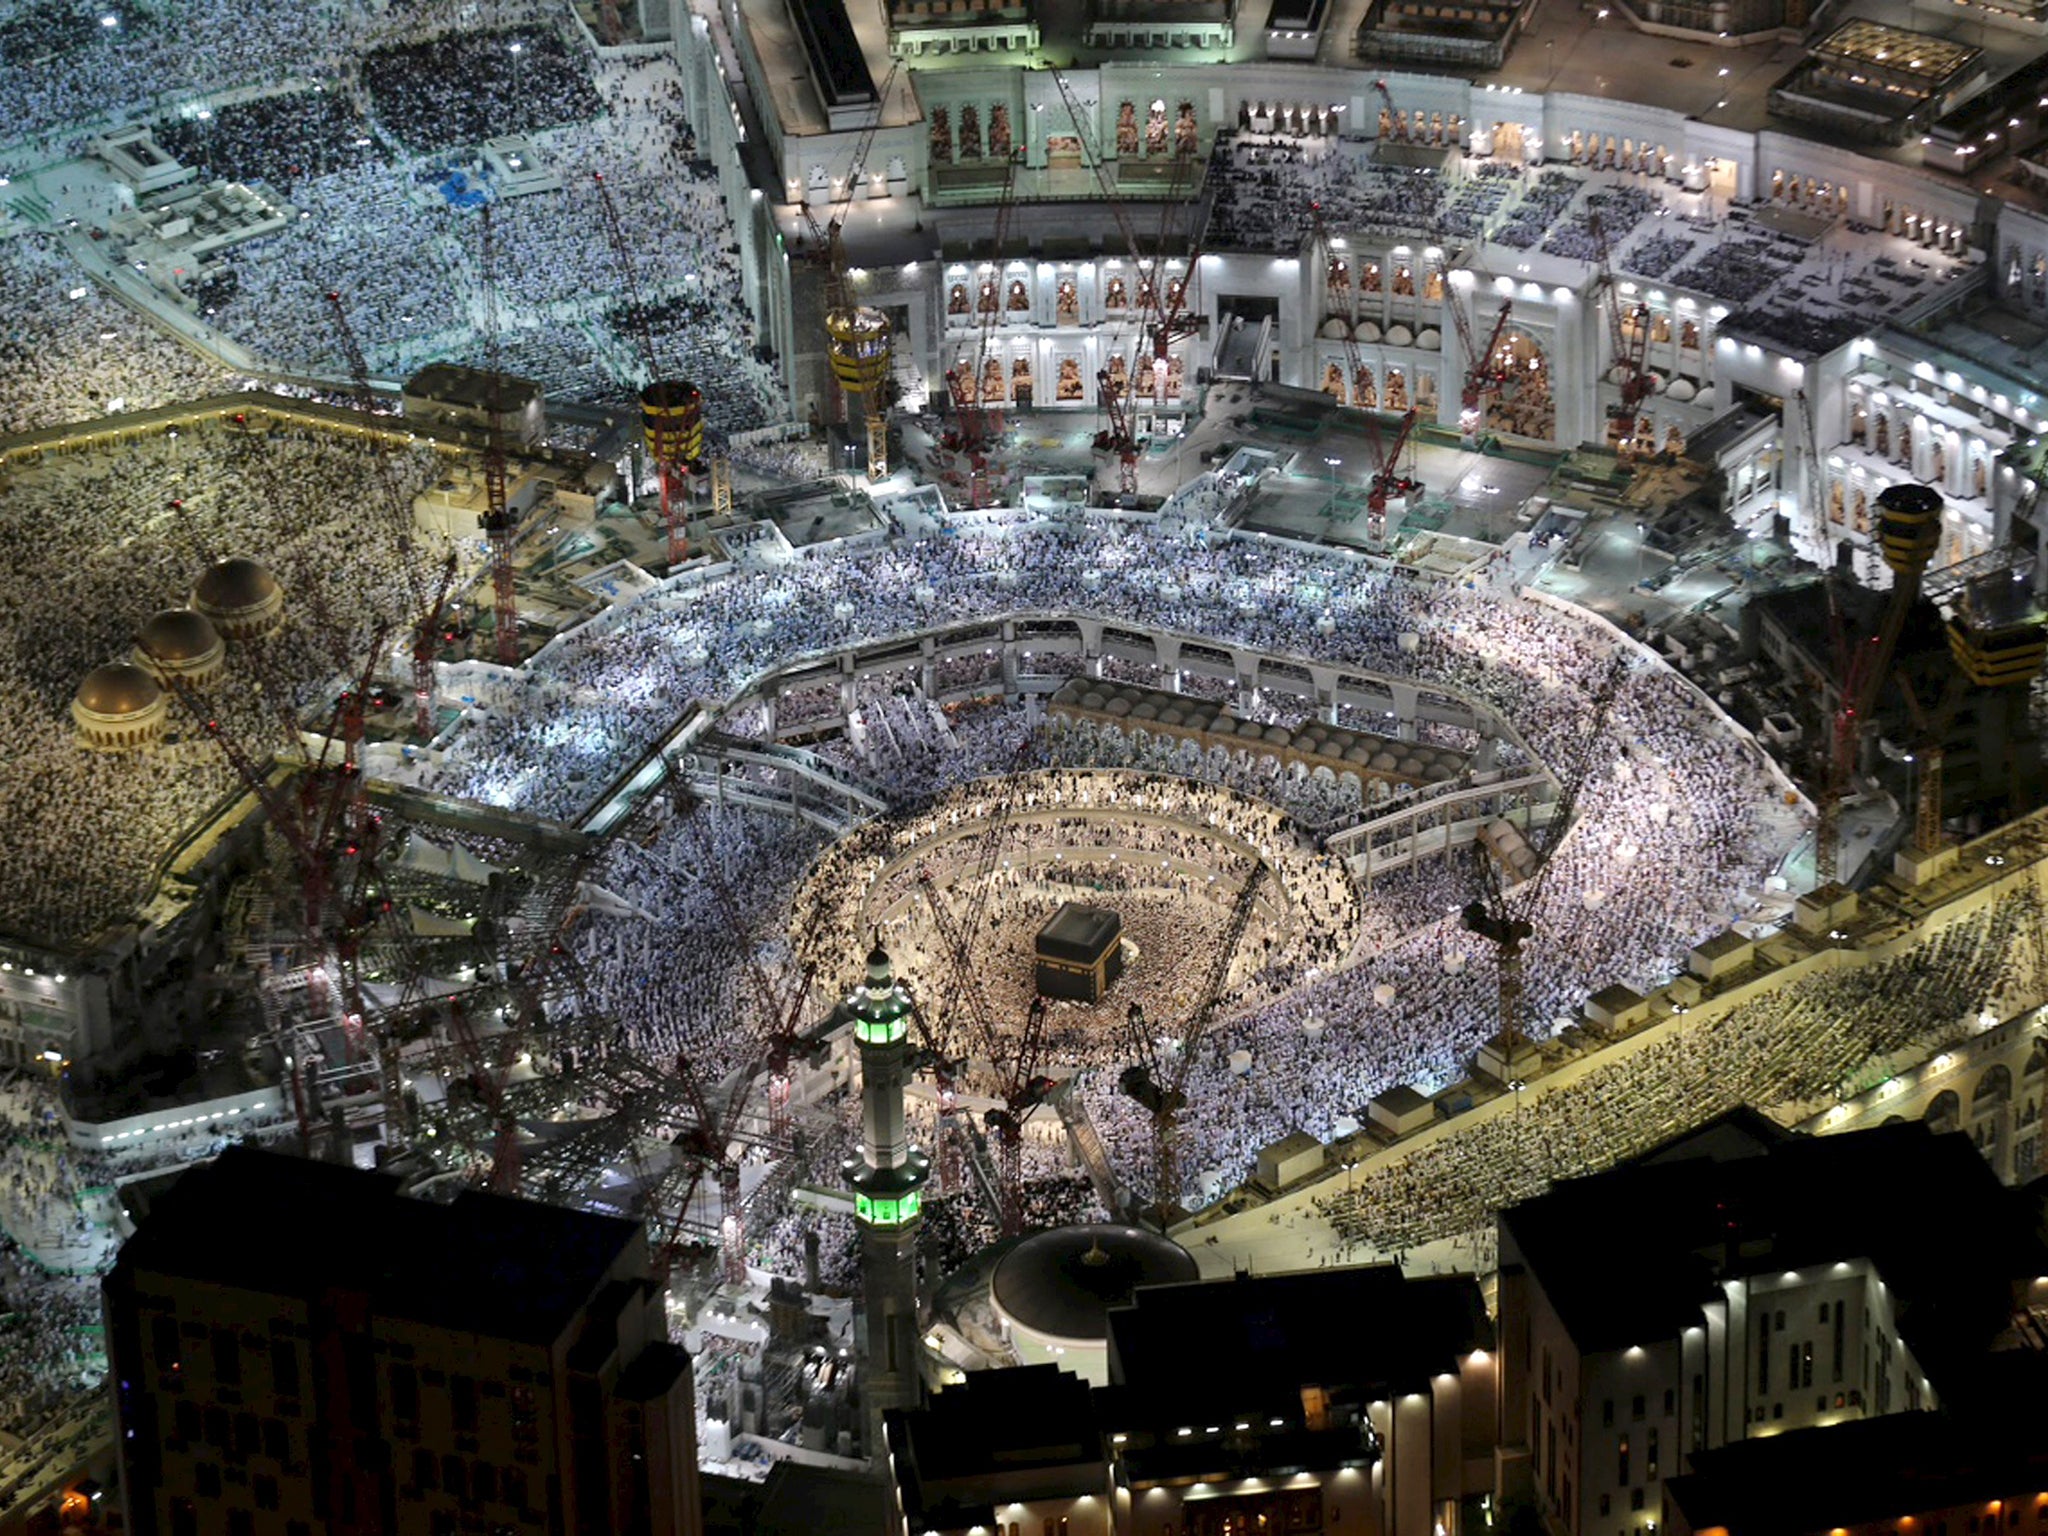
[191,557,284,642]
[137,608,222,663]
[74,662,163,718]
[73,662,171,752]
[192,557,278,612]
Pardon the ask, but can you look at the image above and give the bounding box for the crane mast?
[476,202,520,666]
[1121,863,1266,1225]
[1589,213,1654,455]
[592,170,699,568]
[324,291,460,740]
[801,62,901,482]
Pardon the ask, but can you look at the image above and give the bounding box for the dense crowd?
[0,0,343,153]
[150,87,380,189]
[0,1080,115,1445]
[361,24,604,153]
[0,421,439,941]
[1314,885,2042,1253]
[0,237,242,433]
[427,509,1801,1210]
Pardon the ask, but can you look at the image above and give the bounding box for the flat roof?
[1104,1265,1491,1416]
[1665,1403,2048,1536]
[110,1145,641,1345]
[890,1364,1105,1524]
[1811,19,1978,91]
[1501,1117,2047,1377]
[406,361,544,413]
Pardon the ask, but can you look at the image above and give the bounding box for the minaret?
[844,941,929,1457]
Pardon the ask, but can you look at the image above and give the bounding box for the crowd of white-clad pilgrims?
[0,1,778,428]
[0,422,439,944]
[0,0,2000,1441]
[424,504,1829,1285]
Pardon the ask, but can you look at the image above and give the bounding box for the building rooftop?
[889,1365,1107,1528]
[1104,1264,1491,1415]
[1664,1398,2048,1536]
[110,1145,643,1346]
[1500,1116,2048,1381]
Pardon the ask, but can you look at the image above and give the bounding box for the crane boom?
[477,203,520,666]
[592,170,692,565]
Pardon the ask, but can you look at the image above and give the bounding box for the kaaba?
[1034,903,1124,1002]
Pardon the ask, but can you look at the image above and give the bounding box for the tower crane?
[592,170,701,568]
[1448,291,1513,424]
[1364,407,1421,541]
[1895,669,1970,858]
[1051,68,1209,416]
[1372,78,1405,143]
[1589,213,1655,454]
[902,993,972,1200]
[1462,651,1627,1068]
[796,61,902,481]
[476,201,520,666]
[1120,862,1266,1226]
[1812,482,1945,882]
[672,796,820,1143]
[325,293,460,739]
[142,629,397,1152]
[944,154,1020,509]
[913,863,1045,1234]
[1309,199,1368,406]
[1095,367,1142,500]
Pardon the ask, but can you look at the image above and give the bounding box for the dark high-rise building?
[105,1146,701,1536]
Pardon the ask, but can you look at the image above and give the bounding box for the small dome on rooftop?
[75,662,162,717]
[137,608,220,662]
[990,1224,1199,1346]
[193,557,277,611]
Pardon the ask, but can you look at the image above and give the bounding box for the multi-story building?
[653,0,2048,604]
[888,1264,1497,1536]
[1494,1109,2048,1536]
[104,1146,701,1536]
[1663,1406,2048,1536]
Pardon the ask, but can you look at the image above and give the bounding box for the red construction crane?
[1372,79,1405,143]
[1308,200,1369,406]
[404,552,460,741]
[913,865,1055,1236]
[1449,291,1513,423]
[1120,862,1266,1225]
[326,291,460,739]
[592,170,697,566]
[1812,483,1945,881]
[143,629,395,1149]
[448,994,524,1191]
[1052,68,1207,411]
[1589,213,1655,452]
[1095,367,1141,500]
[1365,407,1421,538]
[943,153,1020,509]
[1462,650,1627,1068]
[674,800,820,1145]
[477,202,521,666]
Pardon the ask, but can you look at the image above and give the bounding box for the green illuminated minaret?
[844,942,929,1455]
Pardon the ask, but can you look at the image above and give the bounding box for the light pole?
[509,40,523,98]
[1324,455,1342,515]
